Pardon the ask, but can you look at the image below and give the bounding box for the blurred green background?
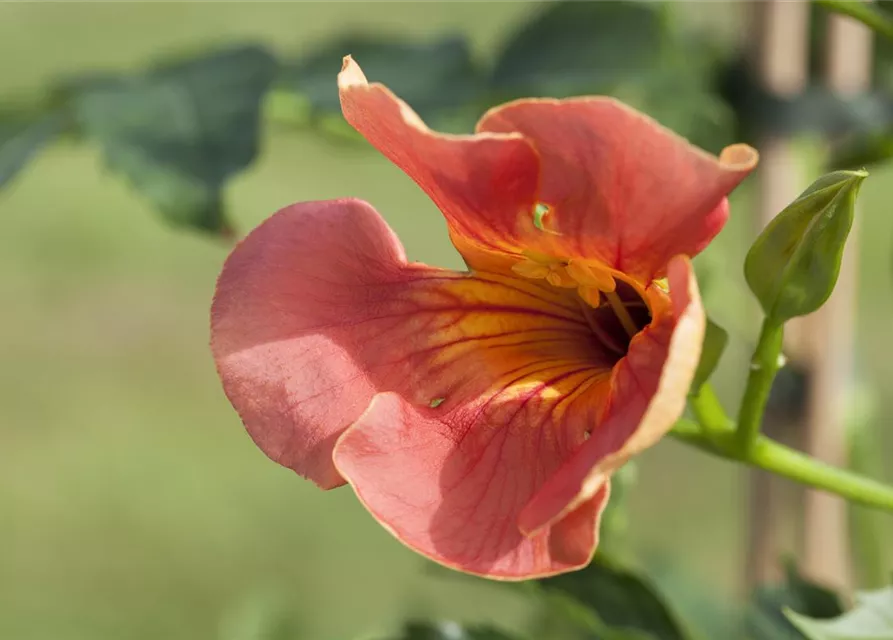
[2,3,892,639]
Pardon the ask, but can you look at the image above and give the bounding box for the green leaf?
[385,621,520,640]
[0,110,64,191]
[786,586,893,640]
[691,318,729,393]
[420,553,686,639]
[491,1,664,96]
[282,35,480,124]
[744,170,867,322]
[537,555,691,640]
[490,1,734,150]
[747,561,845,640]
[73,45,277,233]
[533,589,664,640]
[638,561,743,640]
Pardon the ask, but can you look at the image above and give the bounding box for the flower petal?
[211,198,605,491]
[338,56,541,270]
[518,255,704,535]
[334,392,612,579]
[478,98,758,281]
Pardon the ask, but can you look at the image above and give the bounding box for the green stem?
[749,436,893,512]
[689,384,734,436]
[735,318,784,454]
[670,424,893,514]
[815,0,893,41]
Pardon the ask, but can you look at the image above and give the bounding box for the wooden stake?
[747,0,811,591]
[801,4,873,592]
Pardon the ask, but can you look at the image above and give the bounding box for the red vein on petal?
[448,365,597,486]
[439,365,597,560]
[420,274,584,315]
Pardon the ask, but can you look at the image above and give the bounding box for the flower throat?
[582,279,651,362]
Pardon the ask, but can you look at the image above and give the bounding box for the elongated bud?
[745,170,867,322]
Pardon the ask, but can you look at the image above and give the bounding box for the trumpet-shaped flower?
[211,57,758,580]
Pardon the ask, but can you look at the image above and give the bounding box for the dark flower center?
[582,279,651,364]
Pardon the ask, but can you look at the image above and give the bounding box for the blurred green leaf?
[786,586,893,640]
[384,621,521,640]
[282,35,481,124]
[747,561,845,640]
[0,110,64,191]
[537,555,692,640]
[744,170,867,322]
[691,319,729,393]
[490,1,734,150]
[532,590,661,640]
[421,550,688,639]
[637,558,744,640]
[73,45,276,233]
[491,1,665,97]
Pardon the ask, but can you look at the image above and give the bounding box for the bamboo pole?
[747,0,811,591]
[800,5,873,592]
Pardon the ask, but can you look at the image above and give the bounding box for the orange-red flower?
[211,56,757,580]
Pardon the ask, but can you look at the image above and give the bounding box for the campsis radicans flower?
[211,56,758,580]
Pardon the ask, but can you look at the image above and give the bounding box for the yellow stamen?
[545,264,578,288]
[511,259,550,280]
[521,250,557,265]
[577,286,601,308]
[513,254,577,288]
[566,260,616,292]
[545,270,565,287]
[605,291,639,338]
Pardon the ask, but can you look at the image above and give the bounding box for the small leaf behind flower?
[73,45,277,233]
[282,35,481,124]
[491,1,665,97]
[0,110,65,192]
[785,586,893,640]
[747,561,845,639]
[490,1,734,150]
[422,552,688,639]
[538,554,691,640]
[691,318,729,394]
[745,170,867,322]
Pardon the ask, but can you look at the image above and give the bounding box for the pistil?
[605,291,640,339]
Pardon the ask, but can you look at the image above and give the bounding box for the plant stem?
[669,422,893,514]
[750,436,893,512]
[735,318,784,454]
[689,384,734,436]
[815,0,893,41]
